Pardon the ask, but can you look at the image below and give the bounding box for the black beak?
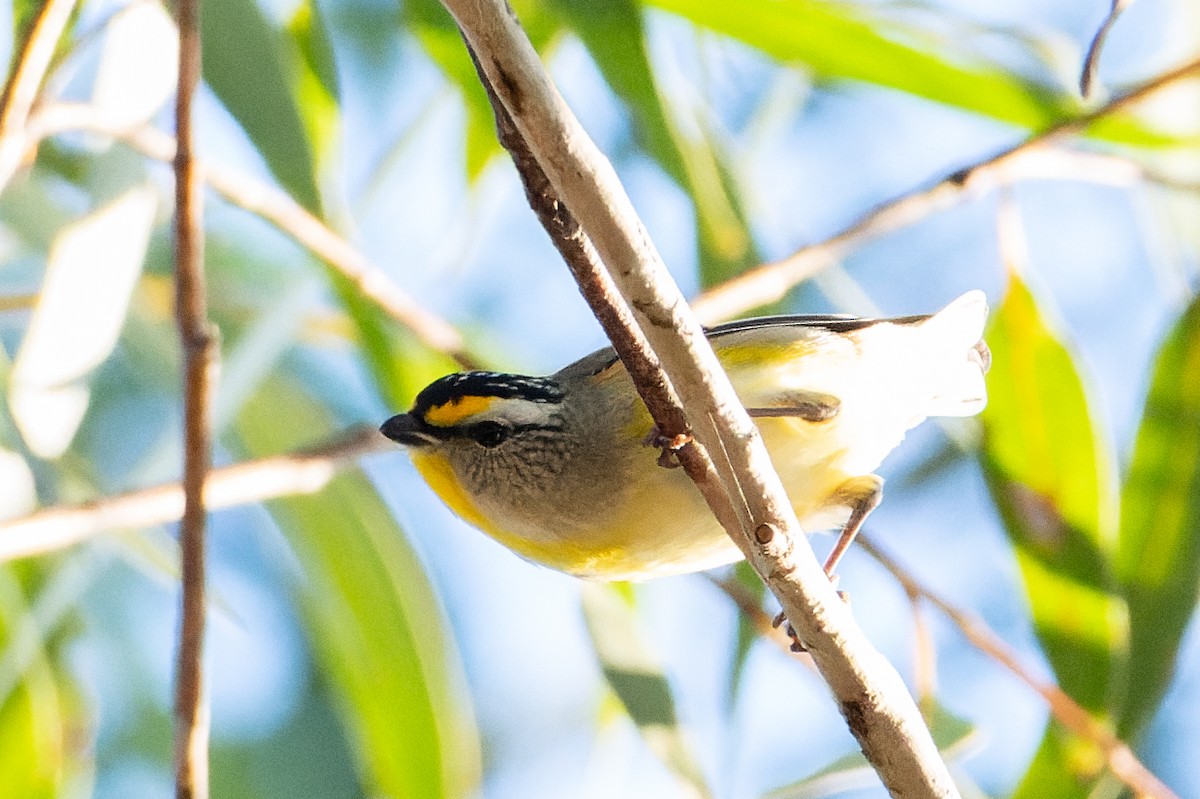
[380,413,440,447]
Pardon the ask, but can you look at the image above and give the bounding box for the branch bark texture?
[172,0,213,793]
[441,1,958,795]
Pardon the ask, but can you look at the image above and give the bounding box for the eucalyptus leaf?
[980,275,1124,797]
[582,583,713,799]
[550,0,757,285]
[1115,293,1200,738]
[236,377,480,799]
[202,0,323,213]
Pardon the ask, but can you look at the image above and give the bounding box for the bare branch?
[0,0,78,191]
[692,56,1200,324]
[0,427,385,562]
[172,0,212,792]
[443,1,959,794]
[1081,0,1133,98]
[705,574,817,662]
[858,536,1180,799]
[27,104,480,370]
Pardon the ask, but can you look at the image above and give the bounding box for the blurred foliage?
[1,0,1199,798]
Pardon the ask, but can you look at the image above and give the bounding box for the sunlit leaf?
[0,567,67,799]
[981,275,1122,705]
[91,3,178,129]
[549,0,757,285]
[724,561,764,711]
[286,0,341,179]
[582,583,712,799]
[645,0,1172,147]
[201,0,322,212]
[11,0,40,44]
[405,0,508,180]
[406,0,560,180]
[647,0,1062,125]
[9,185,156,458]
[236,377,480,799]
[980,274,1124,796]
[1115,293,1200,738]
[0,449,35,521]
[1011,730,1104,799]
[0,656,62,799]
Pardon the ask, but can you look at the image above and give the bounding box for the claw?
[643,426,694,469]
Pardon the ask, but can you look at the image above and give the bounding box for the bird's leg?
[822,475,884,580]
[642,426,693,469]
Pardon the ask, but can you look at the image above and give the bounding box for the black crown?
[410,371,565,415]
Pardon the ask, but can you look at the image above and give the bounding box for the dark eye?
[470,421,509,448]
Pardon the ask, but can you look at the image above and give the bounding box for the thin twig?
[27,104,479,370]
[692,55,1200,324]
[0,0,78,191]
[444,1,959,795]
[1080,0,1132,98]
[705,575,814,662]
[857,535,1180,799]
[907,587,937,709]
[0,427,385,562]
[172,0,212,792]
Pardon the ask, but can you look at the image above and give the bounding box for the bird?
[381,291,990,581]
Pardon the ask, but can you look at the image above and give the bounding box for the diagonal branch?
[858,535,1179,799]
[0,427,385,563]
[1080,0,1132,98]
[443,1,958,795]
[692,55,1200,324]
[27,104,480,370]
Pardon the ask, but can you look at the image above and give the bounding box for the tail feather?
[917,290,989,416]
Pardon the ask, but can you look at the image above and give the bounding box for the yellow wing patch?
[715,338,817,369]
[422,394,497,427]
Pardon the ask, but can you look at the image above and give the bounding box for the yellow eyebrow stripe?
[423,394,497,427]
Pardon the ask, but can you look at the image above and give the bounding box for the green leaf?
[645,0,1175,148]
[647,0,1065,127]
[235,376,480,799]
[981,275,1123,709]
[11,0,40,45]
[980,275,1124,796]
[550,0,757,286]
[286,0,342,180]
[1010,730,1104,799]
[724,561,765,711]
[0,660,61,799]
[648,0,1180,148]
[0,566,67,799]
[405,0,559,180]
[405,3,500,181]
[202,0,323,212]
[1115,293,1200,738]
[582,583,712,798]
